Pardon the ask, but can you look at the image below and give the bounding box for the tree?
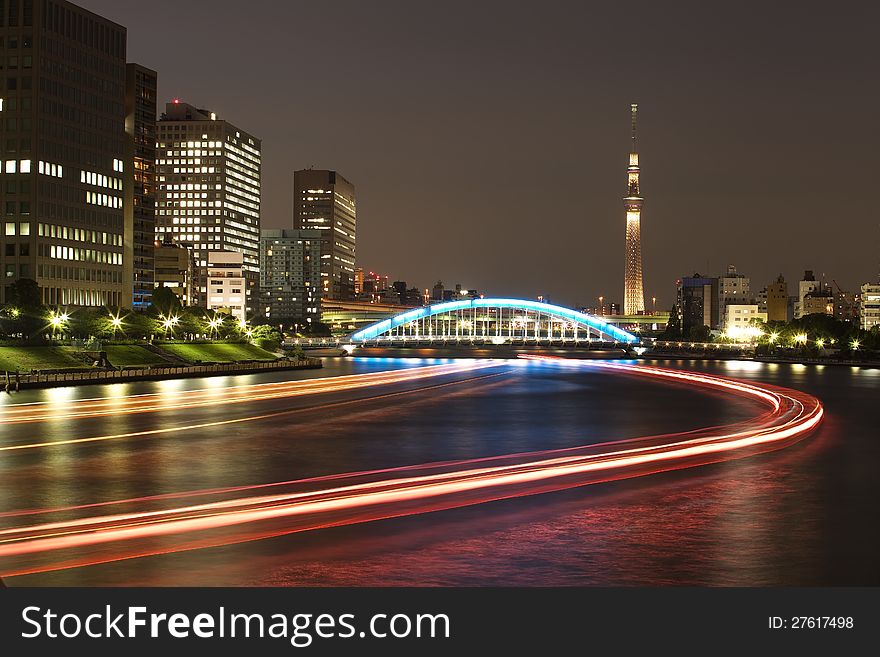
[149,286,182,316]
[122,312,155,341]
[249,324,282,351]
[660,305,681,339]
[687,324,712,343]
[3,279,46,341]
[69,307,110,339]
[6,278,42,309]
[176,309,207,339]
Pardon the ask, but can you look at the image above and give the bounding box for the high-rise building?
[124,63,157,311]
[860,282,880,330]
[156,101,261,314]
[259,228,322,328]
[676,274,716,334]
[623,103,645,315]
[715,264,750,328]
[766,274,789,322]
[293,169,356,300]
[795,270,820,319]
[0,0,128,307]
[153,237,193,305]
[206,250,246,323]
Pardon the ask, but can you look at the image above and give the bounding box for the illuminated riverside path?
[0,356,876,585]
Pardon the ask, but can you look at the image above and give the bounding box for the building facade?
[155,101,261,313]
[859,283,880,330]
[676,274,716,334]
[0,0,128,307]
[766,274,789,322]
[833,289,858,323]
[259,228,321,328]
[715,264,750,329]
[206,250,245,322]
[293,169,356,300]
[723,304,767,336]
[153,237,192,305]
[795,270,820,319]
[622,103,645,315]
[124,63,157,311]
[802,289,834,317]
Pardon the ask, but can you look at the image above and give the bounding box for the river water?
[1,357,877,586]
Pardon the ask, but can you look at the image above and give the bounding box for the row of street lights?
[41,309,254,340]
[767,331,860,350]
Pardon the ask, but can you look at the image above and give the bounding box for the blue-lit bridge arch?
[349,298,639,345]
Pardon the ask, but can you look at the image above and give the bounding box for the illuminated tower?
[623,103,646,315]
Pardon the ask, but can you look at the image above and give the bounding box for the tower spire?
[631,102,638,151]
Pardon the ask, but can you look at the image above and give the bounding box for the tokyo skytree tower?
[623,102,645,315]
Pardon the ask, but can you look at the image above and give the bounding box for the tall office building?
[766,274,789,322]
[124,63,157,311]
[0,0,127,307]
[259,228,322,327]
[676,274,716,334]
[623,103,645,315]
[155,101,261,314]
[293,169,356,300]
[715,264,750,328]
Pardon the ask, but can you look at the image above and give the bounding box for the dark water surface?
[1,357,877,586]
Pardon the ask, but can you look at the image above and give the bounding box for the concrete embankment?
[2,357,322,391]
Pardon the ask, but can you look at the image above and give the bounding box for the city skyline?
[72,0,880,309]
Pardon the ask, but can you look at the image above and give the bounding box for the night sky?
[83,0,879,308]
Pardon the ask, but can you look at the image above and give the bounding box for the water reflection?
[2,358,876,586]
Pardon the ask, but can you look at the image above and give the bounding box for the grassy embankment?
[0,342,278,372]
[155,342,278,363]
[0,346,86,371]
[103,345,168,367]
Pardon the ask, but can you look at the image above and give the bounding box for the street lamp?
[109,314,123,338]
[851,339,860,350]
[161,315,177,338]
[794,333,808,346]
[48,310,68,337]
[768,332,779,344]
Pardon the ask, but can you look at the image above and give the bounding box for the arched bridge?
[348,298,639,345]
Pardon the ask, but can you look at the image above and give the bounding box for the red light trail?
[0,358,822,578]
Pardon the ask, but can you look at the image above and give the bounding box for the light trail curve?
[0,360,502,425]
[0,358,823,578]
